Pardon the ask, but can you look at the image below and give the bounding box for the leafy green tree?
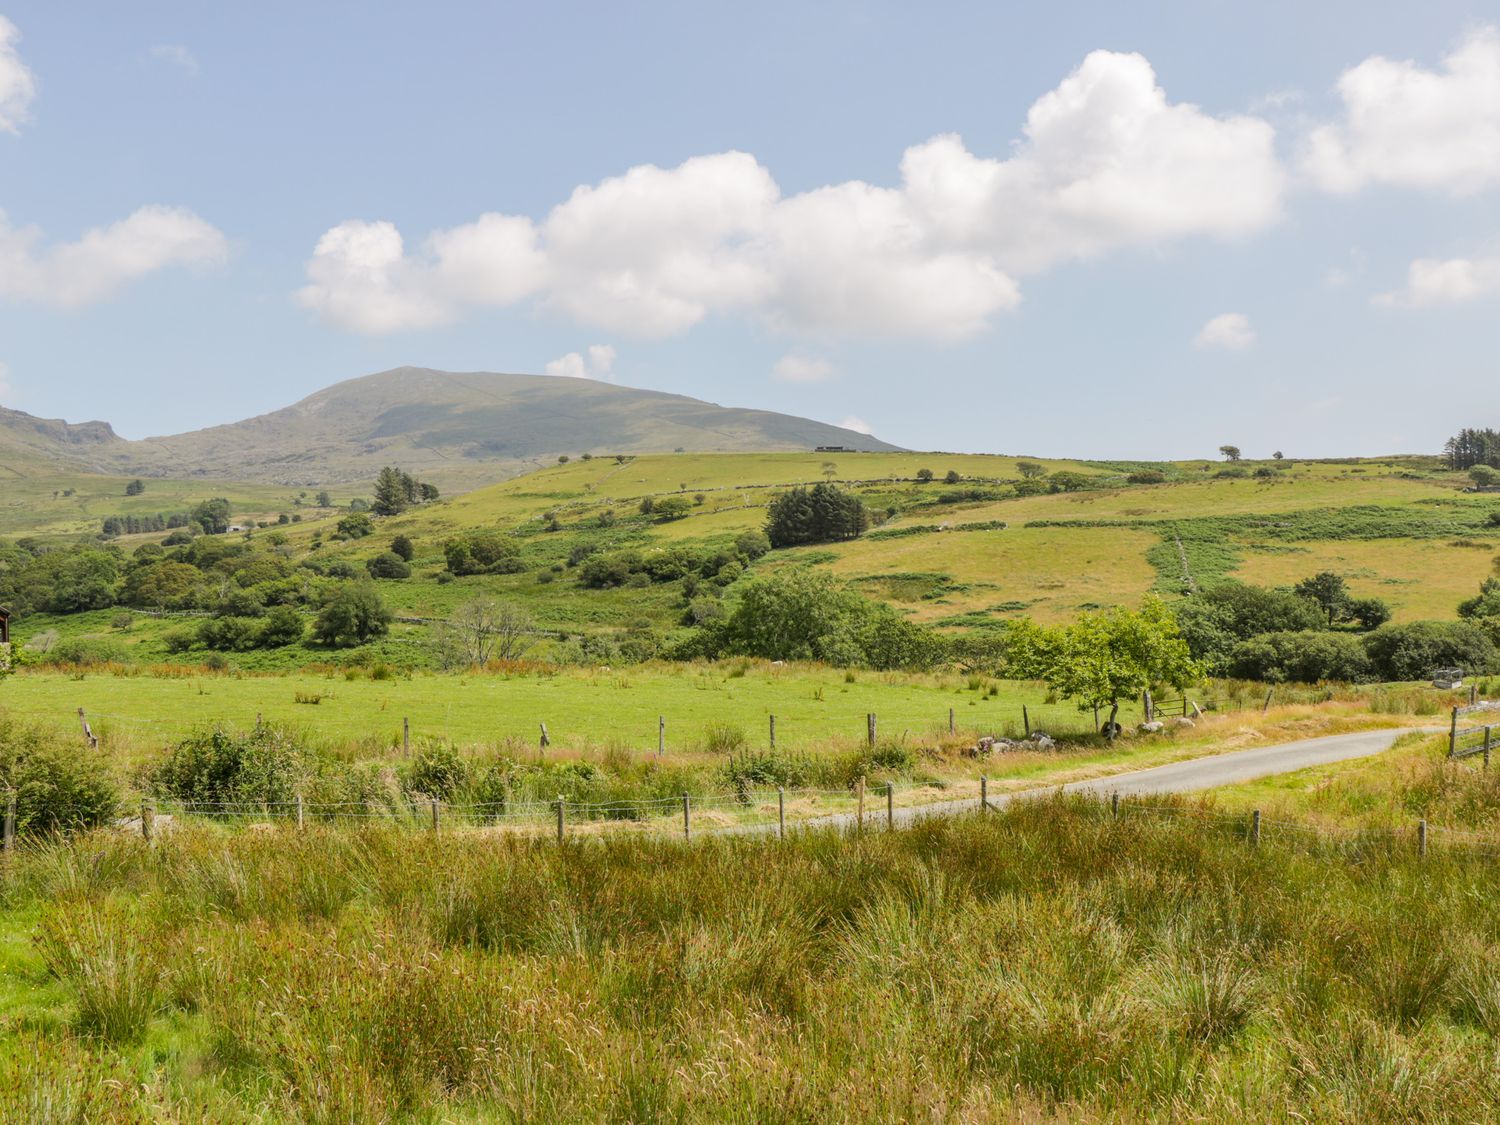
[1363,620,1498,681]
[372,466,414,516]
[1219,445,1242,462]
[1471,465,1500,487]
[1294,572,1349,626]
[764,483,869,548]
[1227,631,1374,683]
[1459,577,1500,620]
[734,530,771,561]
[1049,472,1091,492]
[390,535,415,562]
[124,478,145,496]
[315,490,332,508]
[419,482,440,502]
[1014,600,1199,735]
[257,606,305,648]
[944,470,962,484]
[1345,597,1392,631]
[313,581,392,647]
[915,468,935,483]
[1016,461,1045,479]
[652,496,693,521]
[192,498,232,535]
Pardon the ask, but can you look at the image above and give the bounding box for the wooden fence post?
[1250,809,1261,846]
[1450,708,1460,758]
[539,722,550,750]
[3,789,14,852]
[402,717,410,755]
[867,714,877,748]
[887,781,895,829]
[658,716,665,757]
[1485,726,1493,770]
[1262,688,1274,714]
[1418,818,1428,858]
[1093,703,1100,732]
[1022,706,1031,738]
[431,798,441,833]
[1111,791,1119,819]
[948,707,955,736]
[1142,691,1151,723]
[682,793,691,840]
[295,793,305,831]
[77,708,98,750]
[555,797,565,844]
[856,777,865,830]
[769,714,776,751]
[980,775,989,811]
[1472,684,1480,707]
[141,799,154,842]
[778,787,785,839]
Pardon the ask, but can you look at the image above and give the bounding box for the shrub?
[257,605,305,648]
[161,627,196,654]
[197,615,260,652]
[1127,470,1166,485]
[443,531,524,576]
[336,512,374,538]
[313,582,392,647]
[0,717,119,836]
[45,637,129,667]
[734,530,771,561]
[404,743,470,801]
[653,496,693,521]
[366,552,412,580]
[1363,621,1498,681]
[1226,630,1374,683]
[390,535,415,562]
[152,724,303,806]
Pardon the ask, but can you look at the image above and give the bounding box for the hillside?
[0,368,899,489]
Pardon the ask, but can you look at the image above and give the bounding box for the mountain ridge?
[0,367,900,488]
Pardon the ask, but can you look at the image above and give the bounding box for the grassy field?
[9,800,1500,1120]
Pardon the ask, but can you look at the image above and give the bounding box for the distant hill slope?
[0,368,899,488]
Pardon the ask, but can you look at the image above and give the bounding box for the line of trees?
[764,483,869,548]
[1444,428,1500,471]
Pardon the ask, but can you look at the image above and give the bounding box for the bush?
[390,535,415,562]
[404,743,469,801]
[652,496,693,521]
[45,637,129,667]
[1226,631,1374,683]
[1363,621,1498,681]
[366,552,412,580]
[152,725,302,807]
[197,615,261,652]
[161,627,196,654]
[0,717,119,836]
[1127,470,1166,485]
[443,531,524,576]
[734,530,771,561]
[336,512,374,539]
[313,582,392,647]
[257,605,305,648]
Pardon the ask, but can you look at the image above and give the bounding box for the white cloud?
[1304,27,1500,195]
[839,415,874,435]
[147,44,199,75]
[772,353,836,383]
[0,205,228,307]
[299,48,1284,342]
[1194,312,1256,350]
[0,16,37,134]
[1375,255,1500,307]
[544,343,617,380]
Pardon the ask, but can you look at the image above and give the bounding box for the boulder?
[1032,734,1056,750]
[1138,721,1165,734]
[1167,717,1196,729]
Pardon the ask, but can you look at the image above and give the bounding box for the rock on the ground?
[1139,721,1165,734]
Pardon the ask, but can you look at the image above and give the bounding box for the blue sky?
[0,1,1497,459]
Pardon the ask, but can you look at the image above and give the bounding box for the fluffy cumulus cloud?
[0,16,36,134]
[772,352,836,383]
[1376,255,1500,307]
[1194,312,1256,350]
[1303,27,1500,196]
[544,343,617,380]
[299,49,1284,341]
[0,205,228,307]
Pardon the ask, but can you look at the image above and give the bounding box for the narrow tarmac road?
[741,726,1424,835]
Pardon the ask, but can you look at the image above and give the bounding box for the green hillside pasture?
[801,525,1162,624]
[1232,537,1498,621]
[0,662,1141,754]
[0,466,336,539]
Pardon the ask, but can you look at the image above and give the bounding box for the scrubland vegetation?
[8,800,1500,1121]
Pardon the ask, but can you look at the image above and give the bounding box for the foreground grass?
[6,801,1500,1121]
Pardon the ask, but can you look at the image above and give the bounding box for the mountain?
[0,368,900,488]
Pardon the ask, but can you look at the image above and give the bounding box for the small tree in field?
[125,479,145,496]
[313,581,391,647]
[944,470,962,484]
[1219,445,1242,462]
[915,468,935,483]
[1011,600,1199,736]
[434,597,535,666]
[1295,571,1349,626]
[1016,461,1046,479]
